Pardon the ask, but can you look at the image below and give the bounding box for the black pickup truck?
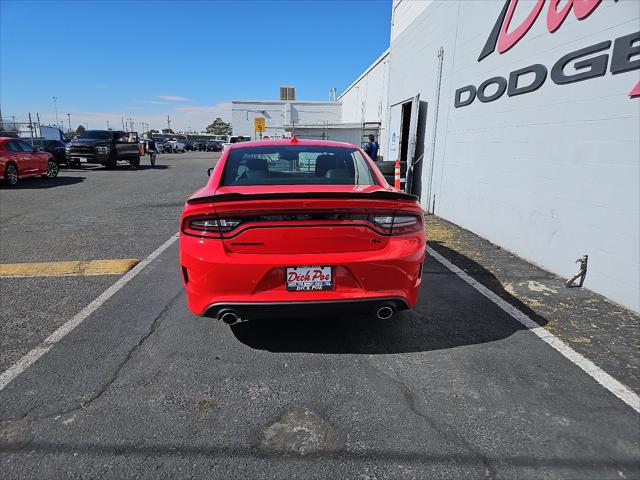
[66,130,141,169]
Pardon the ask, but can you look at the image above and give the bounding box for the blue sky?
[1,0,391,131]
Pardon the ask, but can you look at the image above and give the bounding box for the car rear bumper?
[203,298,409,320]
[180,234,426,317]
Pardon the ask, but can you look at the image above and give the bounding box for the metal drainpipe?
[426,47,444,214]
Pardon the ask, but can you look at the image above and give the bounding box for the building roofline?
[232,100,341,105]
[284,122,364,129]
[337,49,390,100]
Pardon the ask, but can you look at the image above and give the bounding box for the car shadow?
[136,164,171,171]
[230,242,548,354]
[0,176,85,189]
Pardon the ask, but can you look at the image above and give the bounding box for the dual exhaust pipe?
[376,305,395,320]
[220,310,241,324]
[218,304,397,323]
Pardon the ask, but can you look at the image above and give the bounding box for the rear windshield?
[221,145,377,186]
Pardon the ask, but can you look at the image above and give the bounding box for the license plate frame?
[285,266,334,291]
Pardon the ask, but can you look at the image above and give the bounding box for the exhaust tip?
[220,311,240,324]
[376,305,395,320]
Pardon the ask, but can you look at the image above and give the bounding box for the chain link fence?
[1,114,65,148]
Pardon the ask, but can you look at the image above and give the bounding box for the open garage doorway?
[387,95,424,196]
[399,101,412,164]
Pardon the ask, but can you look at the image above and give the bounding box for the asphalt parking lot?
[0,151,638,479]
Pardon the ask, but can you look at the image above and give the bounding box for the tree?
[206,117,232,136]
[76,125,86,134]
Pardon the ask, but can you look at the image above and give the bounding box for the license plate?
[79,157,87,163]
[286,266,333,291]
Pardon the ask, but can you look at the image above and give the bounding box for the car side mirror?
[207,167,214,177]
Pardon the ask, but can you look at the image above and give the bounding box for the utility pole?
[52,97,59,129]
[67,113,71,133]
[121,116,125,131]
[28,113,34,146]
[166,115,171,132]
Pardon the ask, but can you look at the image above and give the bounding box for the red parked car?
[179,138,426,323]
[0,137,59,186]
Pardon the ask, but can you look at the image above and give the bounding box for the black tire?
[45,160,59,179]
[105,151,117,170]
[130,156,140,170]
[4,163,18,186]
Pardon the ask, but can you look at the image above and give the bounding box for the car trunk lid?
[187,185,417,254]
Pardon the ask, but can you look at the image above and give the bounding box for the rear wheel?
[130,156,140,170]
[45,160,59,178]
[4,163,18,186]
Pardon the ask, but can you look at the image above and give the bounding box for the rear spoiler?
[187,190,419,205]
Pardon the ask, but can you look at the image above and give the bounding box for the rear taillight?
[370,213,422,235]
[182,215,242,238]
[182,211,422,238]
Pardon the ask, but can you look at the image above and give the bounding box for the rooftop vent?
[280,86,296,101]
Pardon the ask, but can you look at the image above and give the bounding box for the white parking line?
[0,233,179,392]
[427,246,640,414]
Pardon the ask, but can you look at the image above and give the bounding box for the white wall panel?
[385,0,640,310]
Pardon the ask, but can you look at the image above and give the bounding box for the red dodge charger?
[0,137,59,186]
[179,138,426,322]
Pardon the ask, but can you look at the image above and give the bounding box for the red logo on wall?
[456,0,640,104]
[478,0,604,61]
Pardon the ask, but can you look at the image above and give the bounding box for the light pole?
[53,97,59,129]
[67,113,71,133]
[107,120,110,130]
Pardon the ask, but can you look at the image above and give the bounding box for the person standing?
[364,134,378,161]
[145,137,157,168]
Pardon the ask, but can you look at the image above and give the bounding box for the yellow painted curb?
[0,259,139,278]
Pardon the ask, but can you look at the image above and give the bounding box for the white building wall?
[232,101,286,139]
[289,102,342,126]
[391,0,434,41]
[339,50,390,124]
[384,0,640,311]
[232,101,341,139]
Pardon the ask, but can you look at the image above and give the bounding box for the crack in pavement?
[0,290,184,428]
[366,359,497,480]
